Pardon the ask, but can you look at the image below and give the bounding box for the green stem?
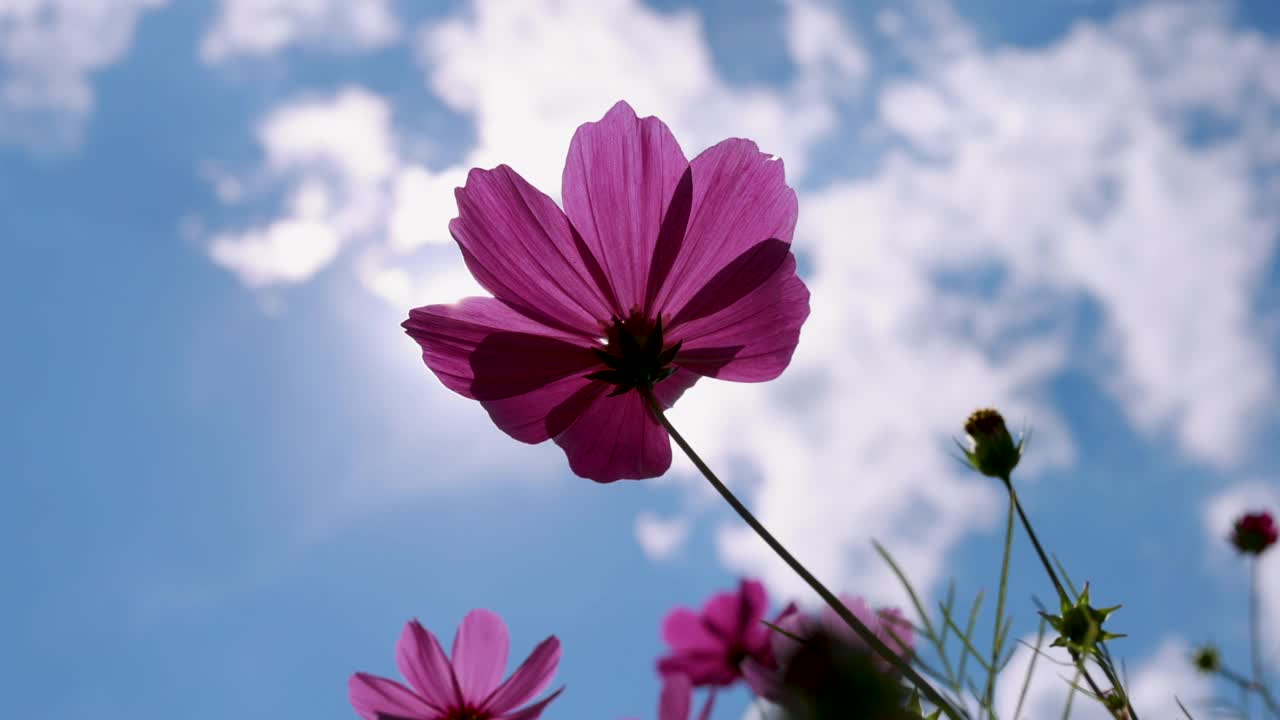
[1253,558,1264,698]
[1219,663,1280,718]
[984,490,1016,716]
[641,388,964,720]
[1005,483,1138,720]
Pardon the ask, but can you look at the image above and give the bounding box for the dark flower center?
[443,708,487,720]
[584,310,682,396]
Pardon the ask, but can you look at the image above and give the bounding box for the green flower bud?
[1192,645,1221,673]
[1040,583,1125,659]
[960,408,1024,480]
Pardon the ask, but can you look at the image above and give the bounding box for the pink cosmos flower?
[349,609,562,720]
[741,594,914,700]
[657,578,794,687]
[1231,510,1278,555]
[403,101,810,482]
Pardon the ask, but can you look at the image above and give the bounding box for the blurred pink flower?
[1231,510,1278,555]
[404,100,809,482]
[349,609,561,720]
[657,578,795,688]
[741,594,914,700]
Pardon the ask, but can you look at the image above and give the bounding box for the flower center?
[584,310,682,395]
[443,708,487,720]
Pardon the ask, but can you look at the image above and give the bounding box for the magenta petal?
[658,675,692,720]
[657,651,735,686]
[494,687,564,720]
[562,100,689,311]
[348,673,435,720]
[671,249,809,382]
[395,621,458,710]
[451,609,510,703]
[662,608,723,652]
[650,138,798,316]
[702,579,768,642]
[552,389,672,482]
[404,299,604,443]
[450,164,615,335]
[481,636,561,716]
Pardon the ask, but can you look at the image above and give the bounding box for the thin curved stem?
[984,492,1016,717]
[641,388,964,720]
[1005,483,1138,720]
[1253,558,1264,696]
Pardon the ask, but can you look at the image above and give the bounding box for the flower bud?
[961,408,1023,480]
[1041,583,1125,659]
[1191,645,1221,674]
[1230,511,1277,555]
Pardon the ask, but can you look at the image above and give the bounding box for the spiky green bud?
[1039,583,1125,658]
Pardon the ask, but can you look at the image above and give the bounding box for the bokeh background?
[4,0,1280,718]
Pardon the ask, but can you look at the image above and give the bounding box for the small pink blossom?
[1231,510,1278,555]
[404,101,809,482]
[741,594,914,700]
[657,579,794,687]
[349,609,561,720]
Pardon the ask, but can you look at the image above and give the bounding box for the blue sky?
[3,1,1280,718]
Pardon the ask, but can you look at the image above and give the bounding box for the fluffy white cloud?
[707,1,1280,603]
[634,512,691,561]
[201,0,399,62]
[0,0,166,147]
[198,0,1279,604]
[203,87,399,286]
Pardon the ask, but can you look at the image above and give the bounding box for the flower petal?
[348,673,435,720]
[494,687,564,720]
[551,373,693,481]
[657,650,735,687]
[482,636,561,716]
[702,579,768,643]
[661,608,724,652]
[450,165,616,335]
[649,138,798,318]
[395,620,458,710]
[659,675,692,720]
[451,609,510,704]
[404,299,604,443]
[562,100,689,312]
[670,243,809,382]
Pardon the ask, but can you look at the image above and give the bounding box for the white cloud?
[634,513,691,561]
[0,0,166,148]
[197,0,1279,605]
[996,637,1212,719]
[203,87,399,286]
[201,0,399,62]
[707,1,1279,604]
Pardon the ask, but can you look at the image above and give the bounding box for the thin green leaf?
[1013,619,1048,720]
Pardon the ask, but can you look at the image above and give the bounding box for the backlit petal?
[395,620,458,710]
[404,299,604,443]
[552,388,669,482]
[348,673,435,720]
[451,609,510,704]
[649,139,797,317]
[563,101,689,311]
[450,165,615,335]
[482,636,561,716]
